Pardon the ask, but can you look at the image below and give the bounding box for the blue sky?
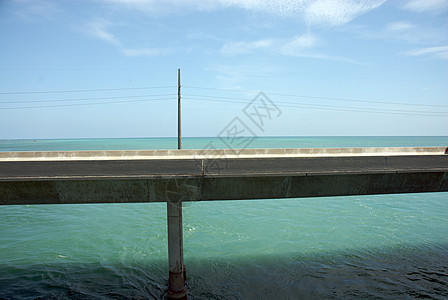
[0,0,447,139]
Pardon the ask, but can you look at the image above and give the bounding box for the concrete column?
[167,200,187,299]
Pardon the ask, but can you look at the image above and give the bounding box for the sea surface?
[0,136,447,299]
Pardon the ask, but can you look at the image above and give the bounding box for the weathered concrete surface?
[0,147,446,161]
[1,173,446,205]
[0,159,202,180]
[0,147,447,205]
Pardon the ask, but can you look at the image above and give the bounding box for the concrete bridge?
[1,147,448,298]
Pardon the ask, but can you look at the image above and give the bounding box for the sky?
[0,0,447,139]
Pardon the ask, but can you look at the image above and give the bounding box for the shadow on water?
[0,260,168,300]
[1,244,447,300]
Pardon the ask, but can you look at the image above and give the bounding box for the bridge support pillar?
[167,200,187,299]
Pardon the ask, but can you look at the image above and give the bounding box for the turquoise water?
[1,137,447,299]
[0,136,447,151]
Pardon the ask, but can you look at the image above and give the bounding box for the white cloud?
[121,48,166,56]
[99,0,222,14]
[220,34,319,56]
[304,0,386,26]
[84,19,168,56]
[280,33,321,55]
[219,33,363,64]
[385,21,414,32]
[13,0,62,21]
[226,0,386,26]
[287,52,363,64]
[85,19,121,46]
[100,0,386,26]
[345,19,446,46]
[205,63,285,90]
[220,39,273,55]
[403,0,448,12]
[405,46,448,59]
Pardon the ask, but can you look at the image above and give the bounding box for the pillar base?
[167,290,187,300]
[167,271,187,299]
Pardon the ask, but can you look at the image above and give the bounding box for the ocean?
[0,136,447,299]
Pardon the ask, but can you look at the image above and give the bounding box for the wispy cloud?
[280,33,321,55]
[186,29,224,42]
[303,0,386,26]
[229,0,386,26]
[220,33,319,56]
[220,39,274,55]
[13,0,62,21]
[403,0,448,12]
[121,48,167,56]
[84,19,167,57]
[404,46,448,59]
[219,32,364,65]
[289,52,365,65]
[205,63,285,90]
[86,19,121,46]
[98,0,222,14]
[344,19,446,46]
[99,0,386,26]
[343,20,448,60]
[381,21,426,43]
[385,21,415,32]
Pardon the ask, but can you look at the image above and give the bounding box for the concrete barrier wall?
[0,147,446,161]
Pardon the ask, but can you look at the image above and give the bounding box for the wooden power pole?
[167,68,187,299]
[178,68,181,150]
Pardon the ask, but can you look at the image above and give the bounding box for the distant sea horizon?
[1,135,447,152]
[2,134,447,139]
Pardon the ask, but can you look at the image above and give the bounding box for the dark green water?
[1,137,447,299]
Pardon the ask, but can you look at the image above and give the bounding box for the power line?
[0,98,173,110]
[181,69,448,84]
[0,86,177,95]
[183,94,448,115]
[3,91,444,116]
[0,94,177,104]
[275,103,448,117]
[2,84,444,109]
[184,97,448,117]
[183,86,448,108]
[183,85,256,94]
[267,92,448,108]
[2,66,446,83]
[1,83,446,116]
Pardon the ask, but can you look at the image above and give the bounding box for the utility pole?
[167,68,187,299]
[178,68,181,150]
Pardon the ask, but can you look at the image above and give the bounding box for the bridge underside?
[1,172,447,205]
[1,147,447,205]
